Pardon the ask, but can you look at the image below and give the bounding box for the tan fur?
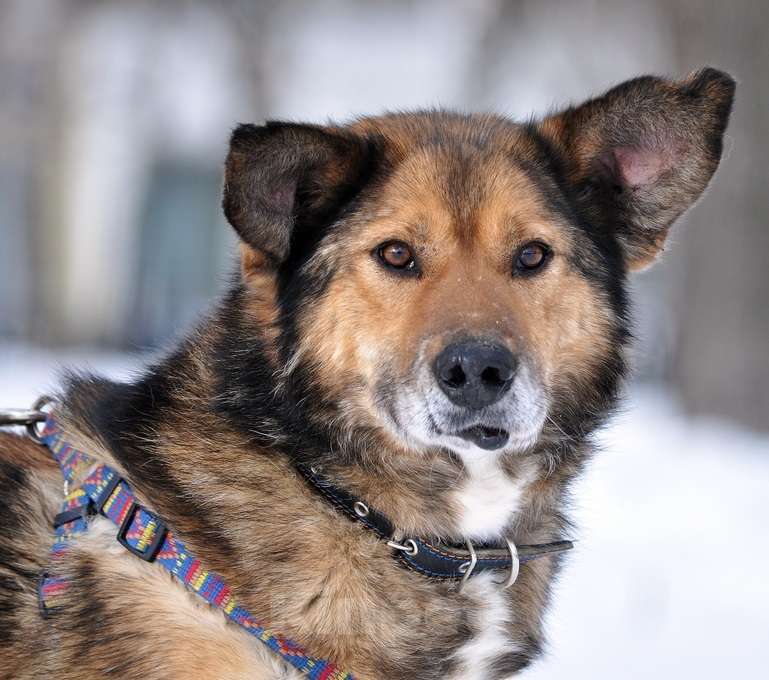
[0,68,733,679]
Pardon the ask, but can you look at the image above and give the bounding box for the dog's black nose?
[434,340,517,409]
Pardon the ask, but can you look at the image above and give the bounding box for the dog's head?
[222,69,734,464]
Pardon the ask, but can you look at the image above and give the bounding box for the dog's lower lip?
[457,425,510,450]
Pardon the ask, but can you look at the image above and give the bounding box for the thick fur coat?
[0,68,734,679]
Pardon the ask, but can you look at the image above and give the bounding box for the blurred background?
[1,0,767,677]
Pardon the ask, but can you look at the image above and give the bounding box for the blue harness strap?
[38,414,355,680]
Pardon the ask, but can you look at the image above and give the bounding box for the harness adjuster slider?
[52,500,94,528]
[37,571,59,620]
[117,502,168,562]
[94,473,124,515]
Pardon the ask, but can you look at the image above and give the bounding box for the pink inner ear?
[267,178,297,215]
[611,146,675,187]
[270,187,294,213]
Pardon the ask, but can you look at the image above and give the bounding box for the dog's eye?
[515,242,550,274]
[377,241,416,272]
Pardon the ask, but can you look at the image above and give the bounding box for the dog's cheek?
[526,268,618,395]
[296,266,423,425]
[293,278,382,419]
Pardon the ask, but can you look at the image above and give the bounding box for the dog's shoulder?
[0,430,301,679]
[0,431,62,565]
[0,432,62,676]
[40,520,301,678]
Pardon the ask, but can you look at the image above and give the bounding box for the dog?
[0,67,734,679]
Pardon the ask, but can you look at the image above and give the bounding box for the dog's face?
[284,140,617,460]
[223,69,733,462]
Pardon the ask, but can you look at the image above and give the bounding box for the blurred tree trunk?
[668,0,769,431]
[0,1,69,340]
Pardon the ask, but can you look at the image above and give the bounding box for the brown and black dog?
[0,68,734,679]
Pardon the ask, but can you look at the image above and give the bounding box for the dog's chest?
[445,459,534,677]
[449,572,520,679]
[454,457,535,540]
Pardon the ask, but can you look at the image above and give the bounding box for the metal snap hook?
[0,396,54,442]
[27,396,55,442]
[0,408,45,428]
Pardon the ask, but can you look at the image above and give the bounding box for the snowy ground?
[526,386,769,679]
[1,344,767,678]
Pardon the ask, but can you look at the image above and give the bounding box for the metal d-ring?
[502,538,520,588]
[458,539,478,590]
[387,538,419,556]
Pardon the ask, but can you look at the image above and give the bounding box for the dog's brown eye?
[515,242,550,274]
[377,241,416,271]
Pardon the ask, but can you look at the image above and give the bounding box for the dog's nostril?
[480,366,502,387]
[444,364,466,389]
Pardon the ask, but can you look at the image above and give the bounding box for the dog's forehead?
[351,113,573,247]
[352,110,521,155]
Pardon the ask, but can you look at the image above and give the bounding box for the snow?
[1,344,767,677]
[526,387,769,679]
[0,343,145,405]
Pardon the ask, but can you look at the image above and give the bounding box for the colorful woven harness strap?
[38,415,354,680]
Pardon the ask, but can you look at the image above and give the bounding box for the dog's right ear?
[537,68,735,270]
[223,122,372,264]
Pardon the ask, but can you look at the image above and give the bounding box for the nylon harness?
[32,411,572,678]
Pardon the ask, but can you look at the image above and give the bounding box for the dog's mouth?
[455,425,510,450]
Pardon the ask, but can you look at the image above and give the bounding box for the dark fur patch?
[65,367,240,565]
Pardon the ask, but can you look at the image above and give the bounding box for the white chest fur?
[454,455,535,541]
[448,457,536,676]
[450,572,521,680]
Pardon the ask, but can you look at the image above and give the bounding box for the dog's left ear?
[223,122,372,265]
[539,67,735,270]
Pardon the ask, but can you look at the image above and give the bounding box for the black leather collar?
[296,463,573,586]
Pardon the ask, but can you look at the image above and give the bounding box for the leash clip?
[0,407,46,427]
[0,395,54,442]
